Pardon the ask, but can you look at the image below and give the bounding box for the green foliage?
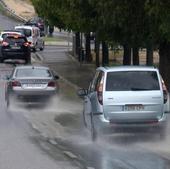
[31,0,170,46]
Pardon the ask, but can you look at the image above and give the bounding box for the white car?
[78,66,170,141]
[15,25,44,51]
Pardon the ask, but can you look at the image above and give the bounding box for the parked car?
[15,25,44,52]
[0,34,31,63]
[6,65,59,107]
[0,30,23,43]
[25,17,45,36]
[78,66,170,141]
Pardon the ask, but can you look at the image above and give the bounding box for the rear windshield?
[2,33,20,39]
[106,71,160,91]
[16,28,31,37]
[5,37,26,44]
[16,68,52,78]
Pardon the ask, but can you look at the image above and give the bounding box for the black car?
[0,35,31,64]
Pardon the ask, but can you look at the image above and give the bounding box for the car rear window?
[5,37,26,45]
[106,71,160,91]
[16,68,52,78]
[16,28,31,37]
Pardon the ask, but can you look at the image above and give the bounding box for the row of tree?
[31,0,170,89]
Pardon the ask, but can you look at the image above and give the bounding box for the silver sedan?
[6,65,59,106]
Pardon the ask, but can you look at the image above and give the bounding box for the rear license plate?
[124,104,144,111]
[23,84,45,88]
[11,46,21,49]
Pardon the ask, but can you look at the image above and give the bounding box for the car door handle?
[84,100,88,103]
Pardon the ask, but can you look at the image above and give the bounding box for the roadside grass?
[0,3,5,13]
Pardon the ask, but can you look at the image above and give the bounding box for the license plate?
[124,104,144,111]
[23,84,45,88]
[11,46,21,49]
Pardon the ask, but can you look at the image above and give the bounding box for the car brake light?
[2,41,9,46]
[97,73,104,105]
[162,80,168,104]
[12,81,21,87]
[48,81,56,87]
[24,42,30,47]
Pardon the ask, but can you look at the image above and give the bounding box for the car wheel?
[32,47,36,52]
[90,112,98,142]
[40,43,44,51]
[25,57,31,64]
[0,58,4,63]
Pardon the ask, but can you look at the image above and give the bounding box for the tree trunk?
[159,41,170,90]
[146,45,153,66]
[85,33,92,62]
[95,35,100,67]
[102,41,109,66]
[75,32,80,56]
[132,47,139,65]
[123,45,131,65]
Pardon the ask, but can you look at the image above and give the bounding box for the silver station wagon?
[78,66,170,141]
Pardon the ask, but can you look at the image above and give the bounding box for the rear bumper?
[11,87,57,96]
[1,50,30,59]
[93,113,167,131]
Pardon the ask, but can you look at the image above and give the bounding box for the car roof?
[15,65,50,70]
[1,31,22,35]
[97,66,158,72]
[15,25,40,30]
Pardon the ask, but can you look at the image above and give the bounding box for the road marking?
[49,139,58,145]
[63,151,78,159]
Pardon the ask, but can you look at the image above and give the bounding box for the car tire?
[25,57,31,64]
[40,42,44,51]
[0,58,3,63]
[32,47,36,52]
[90,112,98,142]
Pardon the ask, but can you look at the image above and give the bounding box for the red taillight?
[24,42,30,47]
[162,80,168,104]
[12,81,21,87]
[48,81,56,87]
[97,73,104,105]
[2,41,9,46]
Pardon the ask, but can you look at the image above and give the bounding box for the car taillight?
[2,41,9,46]
[48,81,56,87]
[162,80,168,104]
[97,73,104,105]
[24,42,30,47]
[12,81,21,87]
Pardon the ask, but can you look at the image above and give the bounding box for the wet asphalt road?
[37,45,170,169]
[1,10,170,169]
[0,64,81,169]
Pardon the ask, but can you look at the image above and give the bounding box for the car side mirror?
[77,89,88,98]
[54,75,59,80]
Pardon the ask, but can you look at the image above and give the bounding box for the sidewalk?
[36,46,96,89]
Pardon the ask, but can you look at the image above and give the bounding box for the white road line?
[63,151,78,159]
